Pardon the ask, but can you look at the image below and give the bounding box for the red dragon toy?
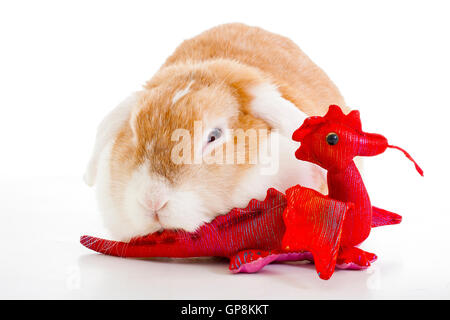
[81,105,423,280]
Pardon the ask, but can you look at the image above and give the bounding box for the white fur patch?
[231,133,326,209]
[249,82,308,138]
[230,82,326,208]
[172,80,194,105]
[84,92,140,186]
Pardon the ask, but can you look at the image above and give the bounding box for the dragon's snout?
[358,132,388,157]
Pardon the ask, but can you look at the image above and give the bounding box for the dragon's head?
[293,105,423,175]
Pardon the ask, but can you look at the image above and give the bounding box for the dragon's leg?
[229,250,315,274]
[336,246,377,270]
[229,250,278,273]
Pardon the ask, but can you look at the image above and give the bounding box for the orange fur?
[163,23,347,115]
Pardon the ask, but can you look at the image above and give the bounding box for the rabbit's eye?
[207,128,222,143]
[326,132,339,145]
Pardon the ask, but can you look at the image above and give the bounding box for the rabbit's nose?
[139,193,169,212]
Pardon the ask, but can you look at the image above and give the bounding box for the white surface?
[1,1,449,299]
[0,174,448,299]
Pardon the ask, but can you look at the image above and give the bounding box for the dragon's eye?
[207,128,222,143]
[326,132,339,145]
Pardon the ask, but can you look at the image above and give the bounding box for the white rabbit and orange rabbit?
[84,23,348,241]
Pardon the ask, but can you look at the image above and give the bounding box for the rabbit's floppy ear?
[247,82,308,138]
[84,92,140,186]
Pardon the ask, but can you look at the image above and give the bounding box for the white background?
[0,0,449,299]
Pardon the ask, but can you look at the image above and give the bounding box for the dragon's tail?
[80,230,214,258]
